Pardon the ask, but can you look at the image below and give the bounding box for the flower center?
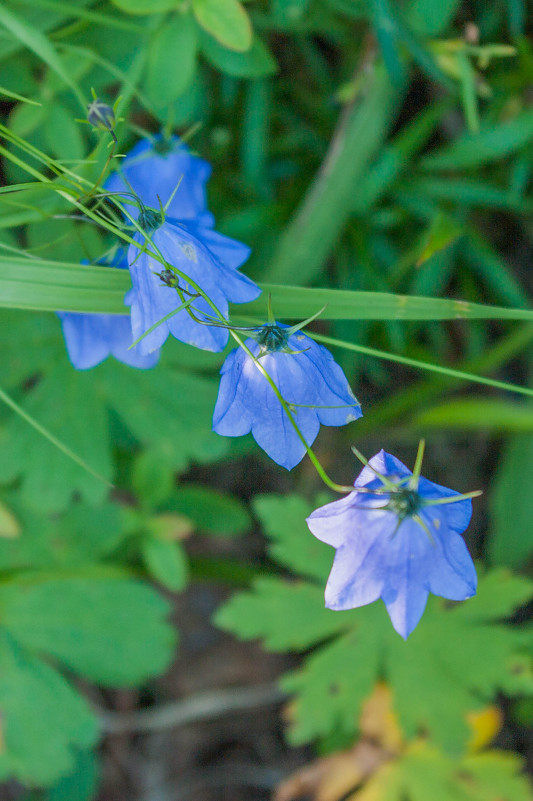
[138,207,162,233]
[386,488,421,521]
[256,324,289,353]
[153,137,174,155]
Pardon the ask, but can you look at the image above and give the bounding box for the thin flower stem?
[424,490,483,507]
[409,439,426,490]
[0,385,113,487]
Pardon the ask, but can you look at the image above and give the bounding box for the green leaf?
[0,576,176,685]
[44,102,85,162]
[415,398,533,431]
[132,447,175,509]
[422,110,533,170]
[0,632,97,786]
[0,362,112,513]
[142,537,188,592]
[146,12,198,108]
[200,31,278,78]
[218,570,533,750]
[407,0,461,35]
[489,434,533,567]
[110,0,181,13]
[0,499,127,570]
[253,494,333,582]
[215,578,352,651]
[416,212,463,266]
[0,4,85,108]
[45,749,99,801]
[168,484,251,536]
[192,0,252,53]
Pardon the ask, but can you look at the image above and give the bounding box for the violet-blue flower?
[306,449,477,639]
[104,136,213,226]
[58,251,160,370]
[212,322,362,469]
[126,210,261,353]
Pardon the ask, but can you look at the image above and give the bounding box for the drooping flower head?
[212,320,362,469]
[58,250,160,370]
[104,136,213,227]
[306,449,478,639]
[126,209,261,354]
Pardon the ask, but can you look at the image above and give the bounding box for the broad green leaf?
[6,260,533,326]
[0,499,126,570]
[200,32,277,78]
[415,398,533,431]
[168,484,251,536]
[488,434,533,567]
[146,12,198,108]
[44,102,85,162]
[265,65,398,284]
[253,494,333,581]
[361,742,532,801]
[422,109,533,170]
[110,0,181,13]
[0,362,112,513]
[132,447,176,509]
[0,576,175,685]
[45,749,99,801]
[0,499,20,538]
[192,0,252,52]
[141,537,188,592]
[0,632,97,786]
[215,578,352,651]
[218,568,533,750]
[101,362,228,471]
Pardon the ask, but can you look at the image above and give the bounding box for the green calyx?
[138,208,163,233]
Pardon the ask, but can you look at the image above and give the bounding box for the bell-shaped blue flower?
[104,136,213,226]
[57,249,160,370]
[126,211,261,353]
[306,450,477,639]
[212,323,362,469]
[58,311,160,370]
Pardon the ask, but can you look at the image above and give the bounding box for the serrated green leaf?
[142,537,188,592]
[0,576,175,685]
[489,434,533,567]
[219,571,533,750]
[253,494,333,581]
[200,32,277,78]
[0,499,126,571]
[0,632,97,786]
[215,577,352,651]
[168,484,250,536]
[192,0,252,52]
[146,12,198,108]
[102,362,228,470]
[0,362,112,513]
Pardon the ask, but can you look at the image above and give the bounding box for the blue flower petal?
[212,331,361,469]
[105,136,213,224]
[58,312,159,370]
[127,220,260,354]
[307,450,478,637]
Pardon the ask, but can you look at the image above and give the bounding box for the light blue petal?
[212,350,253,436]
[184,224,251,270]
[324,543,383,611]
[59,313,110,369]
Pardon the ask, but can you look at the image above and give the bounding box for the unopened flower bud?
[87,97,116,135]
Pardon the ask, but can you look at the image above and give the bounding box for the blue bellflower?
[126,211,261,353]
[212,323,362,469]
[104,136,214,226]
[306,450,477,639]
[58,250,160,370]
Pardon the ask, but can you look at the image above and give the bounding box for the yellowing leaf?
[0,502,20,538]
[466,706,502,753]
[359,683,403,753]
